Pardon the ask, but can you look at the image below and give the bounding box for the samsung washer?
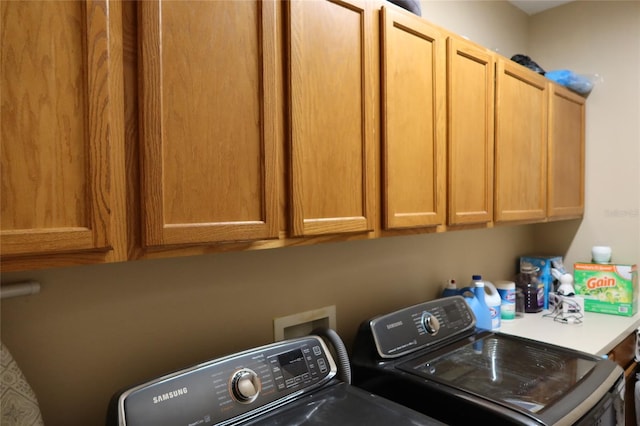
[351,296,625,425]
[106,332,445,426]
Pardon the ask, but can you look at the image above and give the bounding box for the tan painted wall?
[529,0,640,266]
[7,1,635,425]
[2,227,533,425]
[422,0,529,58]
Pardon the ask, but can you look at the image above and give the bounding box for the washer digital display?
[278,349,308,381]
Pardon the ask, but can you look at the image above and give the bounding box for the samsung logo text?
[386,321,403,329]
[153,387,188,404]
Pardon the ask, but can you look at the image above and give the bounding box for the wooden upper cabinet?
[494,59,548,223]
[138,0,278,247]
[547,84,585,219]
[446,36,494,226]
[1,0,118,258]
[288,0,375,236]
[380,6,446,230]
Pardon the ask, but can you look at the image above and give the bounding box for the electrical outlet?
[273,305,336,341]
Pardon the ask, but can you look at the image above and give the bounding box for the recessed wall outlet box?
[273,305,336,341]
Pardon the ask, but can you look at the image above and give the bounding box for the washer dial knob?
[231,369,260,403]
[421,311,440,335]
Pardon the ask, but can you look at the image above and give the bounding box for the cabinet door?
[139,0,278,247]
[548,84,585,219]
[381,7,446,230]
[608,332,637,426]
[494,59,548,222]
[288,0,375,236]
[1,0,117,257]
[446,36,494,226]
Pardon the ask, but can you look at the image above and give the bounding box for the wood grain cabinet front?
[288,0,376,237]
[1,1,589,272]
[446,35,494,227]
[1,0,125,270]
[607,332,638,426]
[547,84,585,220]
[494,58,548,223]
[138,0,279,248]
[380,6,446,230]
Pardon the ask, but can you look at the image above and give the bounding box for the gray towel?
[1,342,44,425]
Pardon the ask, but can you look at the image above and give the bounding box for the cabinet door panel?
[381,7,446,229]
[139,0,278,247]
[495,59,548,222]
[548,85,585,218]
[289,0,375,236]
[447,37,494,226]
[1,0,114,256]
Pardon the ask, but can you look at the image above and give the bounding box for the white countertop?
[498,310,640,356]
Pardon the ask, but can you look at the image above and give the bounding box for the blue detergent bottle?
[441,279,459,297]
[470,275,493,331]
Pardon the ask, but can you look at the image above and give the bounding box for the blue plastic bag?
[545,69,594,96]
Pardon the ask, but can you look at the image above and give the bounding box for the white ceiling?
[509,0,574,15]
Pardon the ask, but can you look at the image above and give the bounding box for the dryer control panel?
[369,296,476,358]
[115,336,337,426]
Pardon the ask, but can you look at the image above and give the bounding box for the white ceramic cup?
[591,245,612,263]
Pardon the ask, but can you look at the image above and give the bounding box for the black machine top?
[351,296,625,425]
[242,381,447,426]
[366,295,476,358]
[109,336,337,426]
[108,334,446,426]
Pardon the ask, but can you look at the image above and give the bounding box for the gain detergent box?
[573,263,638,316]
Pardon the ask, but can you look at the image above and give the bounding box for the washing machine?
[351,296,625,425]
[106,329,445,425]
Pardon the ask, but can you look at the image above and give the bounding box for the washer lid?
[399,333,622,423]
[244,383,446,426]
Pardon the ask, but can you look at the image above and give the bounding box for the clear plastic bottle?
[471,275,493,330]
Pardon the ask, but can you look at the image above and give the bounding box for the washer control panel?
[369,296,475,358]
[117,336,336,426]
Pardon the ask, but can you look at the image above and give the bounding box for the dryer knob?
[231,369,260,403]
[421,312,440,335]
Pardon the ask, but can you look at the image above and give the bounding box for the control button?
[421,312,440,335]
[230,369,261,404]
[312,346,322,356]
[317,359,327,373]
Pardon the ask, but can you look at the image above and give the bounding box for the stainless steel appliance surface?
[351,296,625,426]
[106,334,445,426]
